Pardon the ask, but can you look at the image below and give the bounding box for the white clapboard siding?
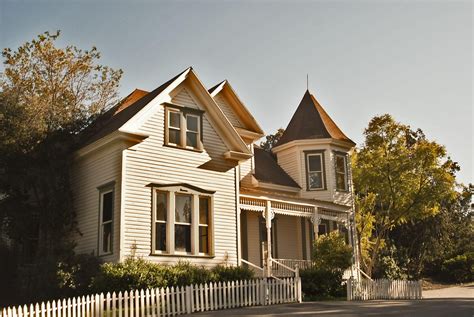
[1,278,302,317]
[275,148,301,187]
[213,94,246,129]
[70,140,124,262]
[121,83,238,265]
[347,278,423,300]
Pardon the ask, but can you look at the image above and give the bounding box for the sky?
[1,0,472,184]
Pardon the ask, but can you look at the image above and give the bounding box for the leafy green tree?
[259,128,285,151]
[352,114,458,277]
[0,31,122,302]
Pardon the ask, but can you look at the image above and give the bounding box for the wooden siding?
[275,215,301,260]
[121,83,239,266]
[239,144,254,187]
[275,143,352,206]
[213,94,245,129]
[245,211,262,266]
[71,141,124,262]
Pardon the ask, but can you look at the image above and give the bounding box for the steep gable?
[275,90,355,148]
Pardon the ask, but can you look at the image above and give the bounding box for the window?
[151,184,214,256]
[168,110,181,146]
[175,194,192,253]
[154,192,167,251]
[199,197,210,254]
[335,153,348,191]
[165,107,203,150]
[318,223,327,235]
[99,188,114,255]
[305,151,326,190]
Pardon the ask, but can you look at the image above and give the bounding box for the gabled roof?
[80,69,187,147]
[254,147,300,188]
[208,80,264,137]
[274,90,355,148]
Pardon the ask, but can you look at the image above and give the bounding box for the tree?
[0,31,122,302]
[352,114,458,277]
[259,128,285,151]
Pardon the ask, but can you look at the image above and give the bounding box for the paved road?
[194,285,474,317]
[423,284,473,298]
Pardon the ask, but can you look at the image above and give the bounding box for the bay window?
[150,183,214,256]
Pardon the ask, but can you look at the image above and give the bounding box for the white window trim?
[335,153,349,192]
[306,152,325,190]
[198,196,212,256]
[151,186,214,257]
[152,191,168,253]
[98,188,114,256]
[165,107,203,151]
[185,114,201,150]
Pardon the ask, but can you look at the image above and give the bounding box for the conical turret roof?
[274,90,355,148]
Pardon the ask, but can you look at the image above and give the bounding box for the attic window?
[165,105,203,151]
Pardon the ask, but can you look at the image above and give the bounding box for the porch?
[238,194,358,279]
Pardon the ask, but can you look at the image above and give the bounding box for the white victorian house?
[71,67,360,279]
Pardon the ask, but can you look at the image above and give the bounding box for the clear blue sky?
[1,0,472,185]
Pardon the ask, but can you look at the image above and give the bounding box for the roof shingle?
[253,147,300,188]
[275,90,355,148]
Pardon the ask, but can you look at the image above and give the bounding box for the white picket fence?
[1,277,302,317]
[347,278,422,300]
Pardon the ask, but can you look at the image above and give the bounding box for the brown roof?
[275,90,355,147]
[79,68,188,147]
[254,147,300,188]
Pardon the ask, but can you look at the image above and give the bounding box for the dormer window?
[305,150,326,190]
[335,152,349,191]
[165,105,203,151]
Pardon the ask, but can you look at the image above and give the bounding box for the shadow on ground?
[194,299,474,317]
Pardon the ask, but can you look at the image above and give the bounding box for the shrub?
[301,232,353,299]
[211,265,254,282]
[312,231,352,272]
[91,257,255,293]
[440,252,474,283]
[57,253,102,297]
[300,268,345,299]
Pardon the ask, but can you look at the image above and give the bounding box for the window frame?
[334,151,349,192]
[150,184,215,257]
[98,183,114,256]
[152,191,168,253]
[304,150,327,191]
[174,193,193,254]
[164,105,204,151]
[198,196,211,255]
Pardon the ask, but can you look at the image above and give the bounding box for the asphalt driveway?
[194,285,474,317]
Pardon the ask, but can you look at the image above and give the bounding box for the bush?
[440,252,474,283]
[312,232,352,272]
[301,232,353,299]
[57,253,102,297]
[300,268,345,299]
[91,258,255,293]
[211,265,254,282]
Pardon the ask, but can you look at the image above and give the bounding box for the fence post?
[185,285,192,314]
[347,277,352,301]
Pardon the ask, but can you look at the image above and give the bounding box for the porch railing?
[241,259,265,278]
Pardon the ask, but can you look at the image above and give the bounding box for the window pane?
[175,195,192,223]
[169,111,180,128]
[336,155,346,173]
[199,226,209,254]
[309,172,323,189]
[156,192,167,221]
[175,224,191,252]
[308,155,322,172]
[199,197,209,224]
[102,222,112,253]
[187,115,198,132]
[336,173,346,191]
[102,191,113,222]
[155,223,166,251]
[169,129,181,145]
[186,132,198,148]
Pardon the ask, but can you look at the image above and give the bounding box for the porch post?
[265,200,272,278]
[312,207,319,240]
